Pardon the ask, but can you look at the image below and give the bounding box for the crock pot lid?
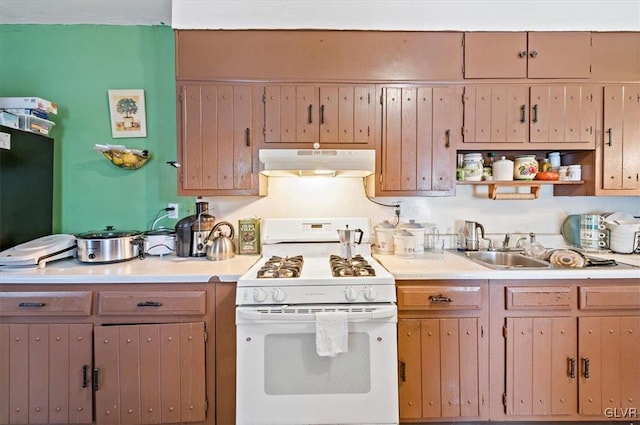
[400,219,424,229]
[375,220,396,229]
[76,230,142,239]
[144,228,176,236]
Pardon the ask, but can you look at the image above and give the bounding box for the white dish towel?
[315,311,348,357]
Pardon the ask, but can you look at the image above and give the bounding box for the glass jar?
[463,153,483,181]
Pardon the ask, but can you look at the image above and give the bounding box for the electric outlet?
[167,203,179,219]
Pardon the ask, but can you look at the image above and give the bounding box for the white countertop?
[0,249,637,285]
[0,254,261,284]
[374,250,640,280]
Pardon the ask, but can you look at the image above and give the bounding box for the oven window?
[264,332,371,395]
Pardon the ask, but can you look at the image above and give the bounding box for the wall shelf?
[457,180,584,200]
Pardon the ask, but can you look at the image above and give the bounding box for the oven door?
[236,304,399,425]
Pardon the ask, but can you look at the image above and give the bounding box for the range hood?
[259,149,375,177]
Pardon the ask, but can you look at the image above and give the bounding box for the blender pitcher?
[337,225,364,258]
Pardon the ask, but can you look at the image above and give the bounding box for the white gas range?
[235,218,399,425]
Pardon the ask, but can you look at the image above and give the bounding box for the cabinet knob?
[519,51,527,58]
[530,50,538,58]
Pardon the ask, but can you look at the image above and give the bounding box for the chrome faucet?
[502,233,511,249]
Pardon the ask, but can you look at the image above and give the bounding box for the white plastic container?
[492,156,514,181]
[568,164,582,181]
[548,152,561,170]
[463,153,483,181]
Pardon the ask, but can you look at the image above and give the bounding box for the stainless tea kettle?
[463,220,485,251]
[206,221,236,261]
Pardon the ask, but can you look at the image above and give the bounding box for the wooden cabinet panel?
[0,291,92,316]
[398,317,483,420]
[379,86,461,196]
[579,316,640,417]
[464,32,591,79]
[0,324,92,425]
[178,83,257,195]
[591,32,640,80]
[579,285,640,310]
[95,323,206,425]
[176,30,463,81]
[505,317,577,416]
[215,283,237,425]
[97,291,206,316]
[602,85,640,191]
[397,285,482,310]
[264,84,375,148]
[463,85,597,147]
[505,286,573,310]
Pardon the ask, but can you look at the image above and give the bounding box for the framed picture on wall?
[108,89,147,138]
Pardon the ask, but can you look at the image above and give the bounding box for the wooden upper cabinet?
[463,85,597,148]
[602,84,640,192]
[178,83,259,195]
[176,30,463,81]
[263,84,375,148]
[464,32,591,79]
[591,32,640,80]
[379,85,462,196]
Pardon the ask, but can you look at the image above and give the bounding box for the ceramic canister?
[513,155,538,180]
[393,229,416,258]
[492,156,514,181]
[374,220,396,254]
[463,153,483,181]
[399,219,425,253]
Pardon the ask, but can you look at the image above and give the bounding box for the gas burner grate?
[329,254,376,277]
[257,255,304,278]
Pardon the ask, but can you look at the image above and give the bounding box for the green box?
[238,218,261,255]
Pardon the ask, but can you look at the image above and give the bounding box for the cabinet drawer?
[579,286,640,310]
[397,286,482,310]
[98,291,207,316]
[505,286,573,310]
[0,291,92,316]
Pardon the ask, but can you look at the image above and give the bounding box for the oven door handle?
[237,308,397,322]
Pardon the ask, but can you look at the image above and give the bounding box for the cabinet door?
[179,84,255,194]
[505,317,577,416]
[463,85,529,144]
[397,319,423,420]
[94,322,206,425]
[602,85,640,191]
[464,32,528,78]
[529,86,597,145]
[578,316,640,416]
[527,32,591,79]
[590,32,640,80]
[0,324,93,425]
[264,84,374,147]
[398,318,482,420]
[380,86,460,195]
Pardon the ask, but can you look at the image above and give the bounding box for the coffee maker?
[175,201,215,257]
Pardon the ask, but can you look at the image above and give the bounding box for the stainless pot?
[76,228,144,263]
[206,221,236,261]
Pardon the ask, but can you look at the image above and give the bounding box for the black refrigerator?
[0,125,54,251]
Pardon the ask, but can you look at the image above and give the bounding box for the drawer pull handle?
[532,104,539,123]
[18,302,46,308]
[399,360,407,382]
[569,357,576,379]
[137,301,163,307]
[445,129,451,148]
[520,104,526,123]
[307,104,313,124]
[82,365,88,388]
[429,294,452,303]
[583,357,590,379]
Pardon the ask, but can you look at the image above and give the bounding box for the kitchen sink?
[463,251,553,269]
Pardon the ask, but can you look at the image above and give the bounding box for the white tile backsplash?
[201,176,639,244]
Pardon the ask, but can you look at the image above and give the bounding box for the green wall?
[0,24,194,234]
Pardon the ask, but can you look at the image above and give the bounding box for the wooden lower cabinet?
[0,283,215,425]
[490,279,640,422]
[396,281,489,422]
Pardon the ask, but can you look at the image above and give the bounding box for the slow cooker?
[76,228,144,263]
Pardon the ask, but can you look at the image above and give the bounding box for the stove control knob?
[345,287,359,301]
[272,288,286,303]
[364,287,378,301]
[253,288,267,303]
